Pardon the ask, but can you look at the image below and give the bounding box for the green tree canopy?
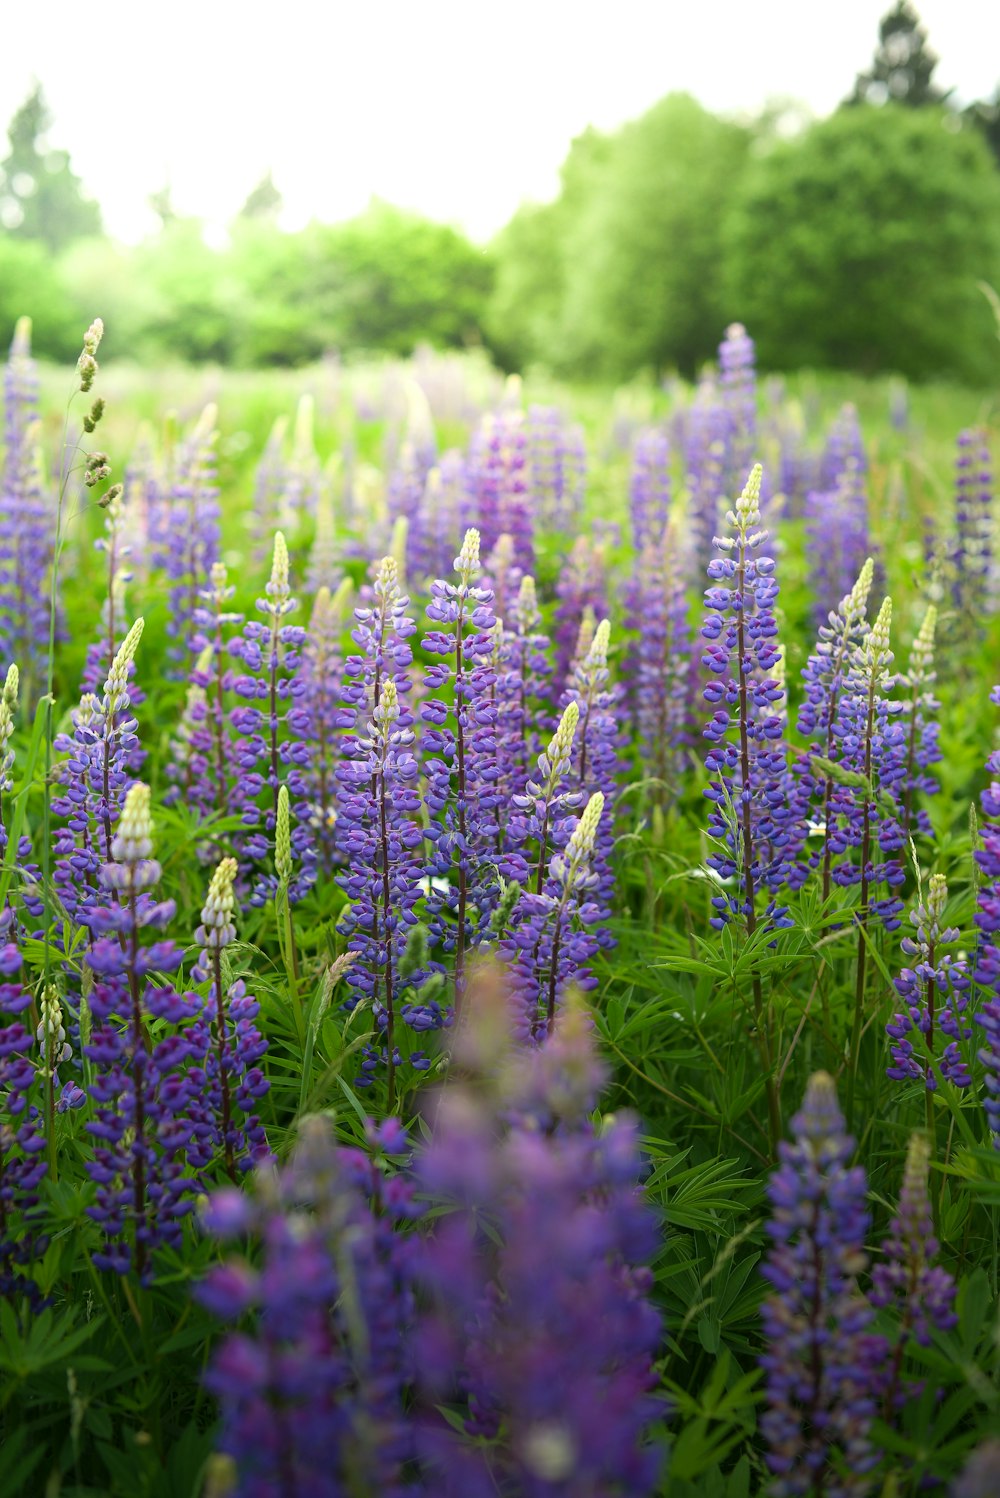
[850,2,949,108]
[0,83,101,250]
[725,105,1000,384]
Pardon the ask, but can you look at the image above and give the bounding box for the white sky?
[4,0,999,245]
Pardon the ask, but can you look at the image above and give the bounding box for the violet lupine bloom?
[552,535,608,696]
[415,993,662,1497]
[166,563,246,835]
[628,429,672,553]
[820,403,867,492]
[974,687,1000,1143]
[299,579,352,875]
[797,558,875,899]
[0,943,47,1301]
[52,618,145,927]
[84,784,206,1279]
[422,529,506,996]
[411,452,470,584]
[702,463,798,928]
[804,459,871,625]
[0,317,53,690]
[685,394,729,583]
[525,404,586,533]
[339,554,417,754]
[199,1115,421,1498]
[469,411,534,573]
[337,678,429,1105]
[230,533,316,907]
[493,574,552,798]
[952,430,993,620]
[871,1134,957,1373]
[886,874,972,1090]
[156,404,221,665]
[898,606,941,839]
[0,665,41,925]
[954,1441,1000,1498]
[718,322,757,488]
[634,532,691,805]
[501,791,607,1042]
[761,1072,883,1496]
[826,597,907,932]
[562,619,620,935]
[483,532,521,628]
[186,857,269,1180]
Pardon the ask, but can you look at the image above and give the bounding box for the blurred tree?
[0,83,102,250]
[966,86,1000,168]
[239,172,282,223]
[558,95,749,378]
[726,105,1000,384]
[486,127,612,370]
[149,185,177,229]
[849,2,949,108]
[0,237,78,359]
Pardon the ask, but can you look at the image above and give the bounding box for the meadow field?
[1,318,999,1497]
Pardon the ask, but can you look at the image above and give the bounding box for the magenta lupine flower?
[52,619,145,927]
[526,404,586,533]
[339,553,417,753]
[337,676,429,1104]
[0,318,53,691]
[155,404,221,665]
[84,784,207,1279]
[761,1072,883,1495]
[702,464,799,928]
[186,858,269,1180]
[422,529,505,998]
[199,1115,421,1498]
[887,874,972,1089]
[952,429,993,621]
[553,535,608,696]
[872,1134,956,1365]
[415,994,662,1497]
[230,533,316,907]
[898,606,941,839]
[0,943,47,1301]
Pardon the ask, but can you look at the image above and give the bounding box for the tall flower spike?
[188,857,269,1180]
[552,536,608,696]
[491,573,552,828]
[0,319,54,692]
[886,873,972,1091]
[562,618,621,938]
[973,687,1000,1143]
[760,1072,881,1494]
[300,578,352,874]
[633,527,691,808]
[84,783,206,1278]
[797,556,875,900]
[871,1133,956,1385]
[899,605,941,839]
[230,533,316,907]
[157,404,221,667]
[952,429,993,624]
[422,526,506,1004]
[337,673,429,1105]
[0,943,47,1301]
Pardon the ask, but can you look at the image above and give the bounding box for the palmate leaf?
[642,1149,758,1231]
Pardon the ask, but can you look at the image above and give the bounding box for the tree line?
[2,2,999,383]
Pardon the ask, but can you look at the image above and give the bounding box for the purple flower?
[898,605,941,839]
[871,1134,956,1362]
[299,580,352,875]
[468,410,533,574]
[230,533,317,907]
[0,318,53,694]
[887,875,972,1090]
[83,784,207,1280]
[153,404,221,667]
[552,535,608,697]
[951,429,993,621]
[561,619,621,934]
[199,1115,421,1498]
[804,461,870,626]
[760,1072,884,1494]
[974,690,1000,1140]
[633,533,690,806]
[0,944,47,1302]
[718,322,757,488]
[525,404,586,533]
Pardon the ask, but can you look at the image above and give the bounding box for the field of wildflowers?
[0,315,999,1497]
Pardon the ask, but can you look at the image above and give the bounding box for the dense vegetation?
[3,4,1000,383]
[0,311,997,1496]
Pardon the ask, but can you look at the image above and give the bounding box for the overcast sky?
[4,0,999,244]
